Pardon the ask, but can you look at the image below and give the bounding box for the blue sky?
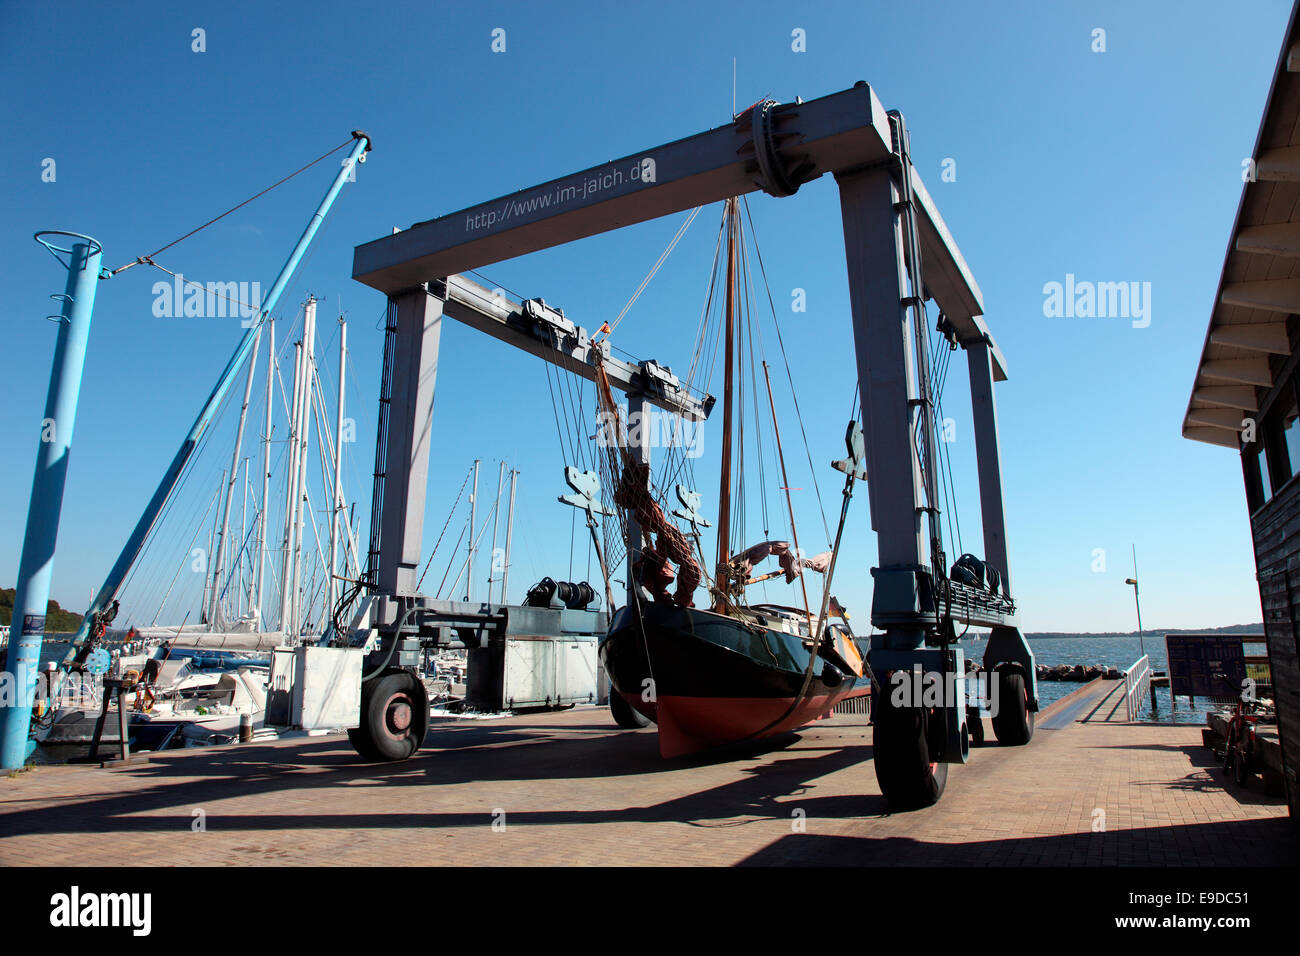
[0,0,1289,633]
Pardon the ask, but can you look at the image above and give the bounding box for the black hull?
[599,602,870,757]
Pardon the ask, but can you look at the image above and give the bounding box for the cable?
[109,136,358,276]
[608,206,702,335]
[416,463,474,590]
[740,197,832,547]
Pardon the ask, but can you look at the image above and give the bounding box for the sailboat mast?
[291,298,318,638]
[255,317,274,621]
[502,468,518,603]
[488,459,505,602]
[209,324,263,629]
[279,336,304,634]
[713,198,738,609]
[466,458,480,602]
[328,315,346,620]
[238,456,248,619]
[762,361,812,624]
[204,468,225,624]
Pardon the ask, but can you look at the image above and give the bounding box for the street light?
[1123,577,1144,656]
[1125,546,1157,713]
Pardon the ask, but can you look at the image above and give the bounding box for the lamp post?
[1125,545,1157,713]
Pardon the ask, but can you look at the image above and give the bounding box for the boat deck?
[1,680,1294,866]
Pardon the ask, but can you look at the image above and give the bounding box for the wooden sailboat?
[596,199,870,758]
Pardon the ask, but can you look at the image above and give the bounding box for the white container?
[276,645,365,730]
[503,637,596,709]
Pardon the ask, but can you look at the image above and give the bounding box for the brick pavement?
[1,688,1294,866]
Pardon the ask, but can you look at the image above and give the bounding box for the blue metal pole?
[63,133,371,666]
[1,232,103,769]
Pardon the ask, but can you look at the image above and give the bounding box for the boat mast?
[279,333,305,634]
[237,456,249,618]
[204,468,225,624]
[328,314,347,621]
[502,468,518,603]
[254,317,275,622]
[466,458,480,602]
[291,298,318,637]
[487,460,505,602]
[761,361,812,624]
[713,198,738,611]
[209,324,263,630]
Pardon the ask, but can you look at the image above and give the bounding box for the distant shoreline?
[1023,624,1263,640]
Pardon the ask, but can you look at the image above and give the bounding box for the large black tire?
[609,687,651,728]
[873,695,947,810]
[991,670,1034,745]
[349,670,429,762]
[347,725,382,762]
[967,707,985,746]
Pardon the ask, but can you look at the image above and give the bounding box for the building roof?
[1183,1,1300,450]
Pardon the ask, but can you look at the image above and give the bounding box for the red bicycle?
[1215,672,1263,786]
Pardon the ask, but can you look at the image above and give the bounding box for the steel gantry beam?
[440,273,711,420]
[353,83,1006,379]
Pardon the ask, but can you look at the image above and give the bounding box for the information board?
[1165,633,1257,699]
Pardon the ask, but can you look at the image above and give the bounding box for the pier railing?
[1123,654,1151,721]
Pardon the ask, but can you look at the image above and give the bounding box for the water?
[25,633,1229,725]
[962,633,1228,725]
[32,637,268,671]
[35,636,128,669]
[37,637,82,669]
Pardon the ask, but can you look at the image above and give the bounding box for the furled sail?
[729,540,832,585]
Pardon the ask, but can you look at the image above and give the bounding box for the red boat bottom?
[654,692,857,759]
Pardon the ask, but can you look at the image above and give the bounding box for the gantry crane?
[342,82,1036,807]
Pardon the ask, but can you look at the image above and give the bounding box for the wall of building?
[1248,472,1300,819]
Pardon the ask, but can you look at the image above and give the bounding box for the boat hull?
[599,603,869,757]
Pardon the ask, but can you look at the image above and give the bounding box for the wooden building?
[1182,1,1300,821]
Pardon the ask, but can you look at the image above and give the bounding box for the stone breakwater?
[1035,663,1123,682]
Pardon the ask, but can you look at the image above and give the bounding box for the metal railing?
[1123,654,1151,721]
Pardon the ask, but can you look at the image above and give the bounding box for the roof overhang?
[1182,1,1300,449]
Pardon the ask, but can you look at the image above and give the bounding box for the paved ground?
[1,682,1295,866]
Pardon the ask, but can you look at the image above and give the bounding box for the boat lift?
[316,269,714,760]
[338,81,1036,807]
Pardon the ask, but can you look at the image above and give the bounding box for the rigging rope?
[416,463,475,591]
[608,206,702,335]
[433,519,470,600]
[740,197,832,547]
[109,137,357,276]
